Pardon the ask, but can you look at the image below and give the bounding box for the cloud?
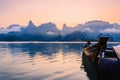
[82,28,94,32]
[100,28,120,33]
[46,31,58,35]
[0,25,21,34]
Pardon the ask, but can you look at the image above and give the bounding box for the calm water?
[0,42,119,80]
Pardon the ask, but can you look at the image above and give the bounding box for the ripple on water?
[0,43,92,80]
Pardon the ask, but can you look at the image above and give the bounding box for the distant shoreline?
[0,41,119,44]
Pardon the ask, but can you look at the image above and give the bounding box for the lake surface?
[0,42,119,80]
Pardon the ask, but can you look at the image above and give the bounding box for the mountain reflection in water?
[0,43,89,80]
[0,42,118,80]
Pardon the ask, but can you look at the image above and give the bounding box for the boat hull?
[83,44,100,61]
[82,52,99,80]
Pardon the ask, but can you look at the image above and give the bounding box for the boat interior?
[103,48,117,58]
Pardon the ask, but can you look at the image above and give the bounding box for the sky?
[0,0,120,29]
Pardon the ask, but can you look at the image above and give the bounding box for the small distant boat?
[82,36,120,80]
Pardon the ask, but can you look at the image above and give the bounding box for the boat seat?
[104,49,117,58]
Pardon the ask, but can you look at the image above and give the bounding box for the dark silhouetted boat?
[82,36,120,80]
[83,36,109,61]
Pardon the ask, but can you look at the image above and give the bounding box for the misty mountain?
[61,24,83,36]
[0,20,120,41]
[61,31,92,41]
[21,21,60,36]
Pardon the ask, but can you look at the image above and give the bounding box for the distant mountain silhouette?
[0,20,120,41]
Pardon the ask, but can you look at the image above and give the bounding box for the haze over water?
[0,42,119,80]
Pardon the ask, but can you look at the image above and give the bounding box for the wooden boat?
[82,36,120,80]
[83,36,109,61]
[82,36,109,80]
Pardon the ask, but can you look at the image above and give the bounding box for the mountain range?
[0,20,120,41]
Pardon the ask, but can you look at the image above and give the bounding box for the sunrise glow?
[0,0,120,29]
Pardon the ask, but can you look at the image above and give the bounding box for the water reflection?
[0,42,119,80]
[0,43,88,80]
[0,43,83,57]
